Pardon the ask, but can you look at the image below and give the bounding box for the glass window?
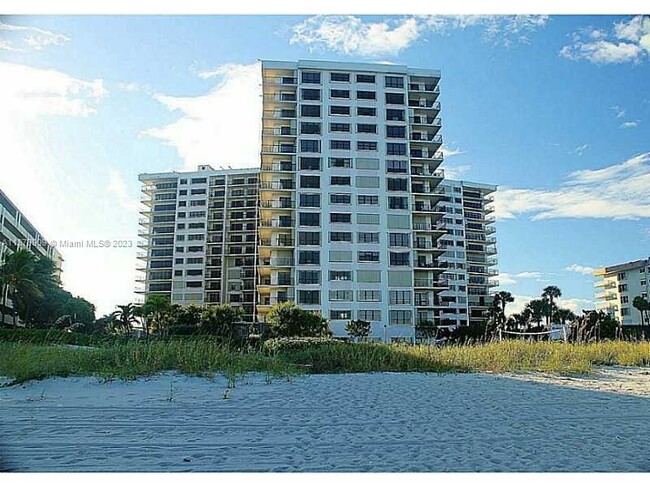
[390,310,412,326]
[330,193,351,204]
[390,252,410,266]
[330,123,351,133]
[329,157,352,168]
[330,72,350,82]
[299,193,321,207]
[330,309,352,320]
[330,140,351,150]
[330,232,352,242]
[356,74,376,83]
[388,196,408,210]
[330,213,352,224]
[356,90,376,100]
[329,290,353,302]
[299,251,320,265]
[357,141,377,151]
[299,231,321,246]
[301,105,321,117]
[299,157,321,171]
[300,122,321,135]
[387,160,408,173]
[387,143,407,156]
[298,290,320,305]
[386,109,405,121]
[299,212,320,226]
[385,76,404,88]
[387,178,408,191]
[300,175,320,188]
[385,92,404,105]
[390,290,412,305]
[358,290,381,302]
[301,72,321,84]
[359,310,381,321]
[357,124,377,134]
[358,251,380,262]
[331,176,351,186]
[331,89,350,99]
[357,106,376,116]
[358,195,379,205]
[357,232,379,243]
[301,88,321,101]
[389,233,410,247]
[330,270,352,281]
[386,125,406,138]
[330,105,350,116]
[300,139,320,153]
[299,270,321,284]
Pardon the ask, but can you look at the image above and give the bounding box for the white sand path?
[1,369,649,472]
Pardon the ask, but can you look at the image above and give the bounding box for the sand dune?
[1,369,649,472]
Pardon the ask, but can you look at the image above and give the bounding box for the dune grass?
[0,338,649,385]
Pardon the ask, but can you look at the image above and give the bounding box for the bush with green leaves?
[200,304,243,338]
[264,302,331,339]
[415,320,437,341]
[345,319,371,341]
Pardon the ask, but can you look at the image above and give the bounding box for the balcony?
[258,276,294,286]
[262,127,297,137]
[411,185,445,196]
[263,76,297,86]
[411,168,444,178]
[259,181,295,190]
[257,295,295,307]
[260,162,295,172]
[263,93,297,103]
[258,258,294,267]
[408,100,441,110]
[414,279,449,288]
[408,83,440,94]
[259,219,295,228]
[409,133,443,144]
[261,145,296,154]
[413,222,446,232]
[410,149,444,161]
[413,203,444,214]
[414,261,446,271]
[262,110,297,119]
[258,238,295,247]
[259,200,295,209]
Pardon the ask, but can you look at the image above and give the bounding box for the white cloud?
[571,144,590,156]
[498,273,518,285]
[610,105,626,118]
[620,120,640,128]
[497,271,543,286]
[289,15,549,57]
[0,61,107,119]
[444,164,471,180]
[560,15,650,64]
[494,152,650,220]
[441,143,466,158]
[0,20,70,51]
[107,169,140,213]
[565,264,596,275]
[516,271,542,279]
[142,62,261,171]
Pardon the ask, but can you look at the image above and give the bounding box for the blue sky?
[1,14,649,316]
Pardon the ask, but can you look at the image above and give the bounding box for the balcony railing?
[262,110,297,119]
[408,100,441,110]
[259,181,295,190]
[413,204,443,213]
[408,84,440,93]
[259,200,295,209]
[258,238,295,247]
[411,168,444,178]
[412,185,445,196]
[259,219,295,228]
[262,128,297,136]
[414,279,449,288]
[413,222,446,231]
[410,149,444,160]
[258,258,294,267]
[263,93,297,103]
[261,145,296,154]
[261,163,295,172]
[409,116,442,126]
[263,76,297,86]
[410,133,443,144]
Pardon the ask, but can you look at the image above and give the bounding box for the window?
[358,195,379,205]
[357,124,377,134]
[359,251,380,262]
[387,160,408,173]
[331,72,350,82]
[358,290,381,302]
[388,178,408,191]
[385,76,404,88]
[301,88,320,101]
[356,158,379,170]
[618,284,628,292]
[180,179,187,184]
[389,233,410,247]
[190,188,206,195]
[299,193,321,207]
[186,281,203,288]
[390,252,410,266]
[621,296,629,304]
[358,213,380,225]
[621,307,630,316]
[356,90,376,100]
[175,258,183,264]
[329,290,353,302]
[190,200,206,206]
[300,157,321,171]
[329,157,352,168]
[177,223,185,230]
[330,250,353,262]
[386,109,405,121]
[387,143,407,156]
[330,89,350,99]
[187,234,204,241]
[187,257,203,264]
[359,310,381,321]
[331,213,352,223]
[186,269,203,276]
[299,231,321,246]
[330,105,350,116]
[356,176,380,188]
[301,105,321,117]
[331,176,351,186]
[191,177,207,184]
[330,270,352,281]
[298,290,320,305]
[300,175,320,188]
[358,232,379,243]
[330,231,352,242]
[330,310,352,320]
[385,93,404,105]
[390,310,412,326]
[299,251,320,265]
[357,106,376,116]
[330,140,351,150]
[330,123,351,133]
[300,122,321,135]
[330,193,351,204]
[300,139,320,153]
[386,126,406,138]
[356,74,376,83]
[357,141,377,151]
[299,212,320,227]
[301,72,321,84]
[390,290,412,305]
[299,270,321,285]
[618,272,627,280]
[188,222,205,229]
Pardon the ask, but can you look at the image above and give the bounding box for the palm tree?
[554,308,577,325]
[0,249,43,327]
[542,286,562,327]
[526,299,547,328]
[110,303,139,335]
[486,291,515,339]
[632,296,650,333]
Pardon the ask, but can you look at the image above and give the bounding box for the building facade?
[137,60,499,341]
[593,258,650,327]
[1,188,63,325]
[436,180,498,329]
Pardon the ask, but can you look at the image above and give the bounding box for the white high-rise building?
[594,258,650,327]
[137,60,499,341]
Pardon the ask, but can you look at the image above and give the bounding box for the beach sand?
[1,368,649,472]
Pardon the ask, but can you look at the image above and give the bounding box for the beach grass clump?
[0,340,300,385]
